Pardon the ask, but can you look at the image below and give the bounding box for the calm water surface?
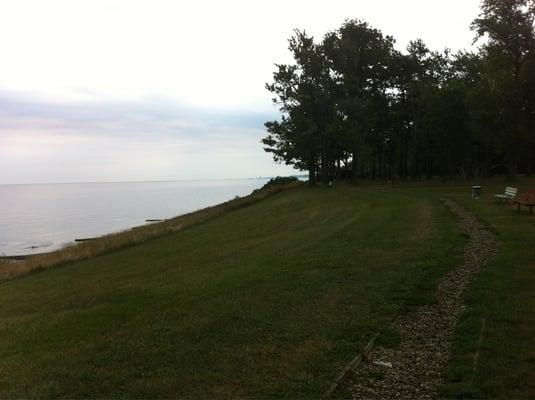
[0,179,268,256]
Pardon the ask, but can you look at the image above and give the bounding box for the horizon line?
[0,174,306,187]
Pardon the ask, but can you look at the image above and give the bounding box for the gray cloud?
[0,89,276,139]
[0,89,294,184]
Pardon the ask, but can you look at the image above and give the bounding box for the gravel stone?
[344,198,497,399]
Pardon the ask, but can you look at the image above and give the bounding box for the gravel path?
[343,198,497,399]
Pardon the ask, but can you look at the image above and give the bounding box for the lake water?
[0,179,269,256]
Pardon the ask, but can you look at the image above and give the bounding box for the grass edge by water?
[0,181,302,282]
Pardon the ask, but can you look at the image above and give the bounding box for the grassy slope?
[420,179,535,399]
[0,182,300,281]
[0,185,464,398]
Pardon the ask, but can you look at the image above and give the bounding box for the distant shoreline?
[0,180,302,279]
[0,178,279,257]
[0,175,306,187]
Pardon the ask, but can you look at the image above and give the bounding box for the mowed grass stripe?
[429,180,535,399]
[0,186,464,398]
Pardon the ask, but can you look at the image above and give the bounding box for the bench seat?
[513,191,535,215]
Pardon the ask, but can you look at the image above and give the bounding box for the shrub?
[263,176,299,188]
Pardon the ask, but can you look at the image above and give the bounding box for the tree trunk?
[308,169,316,186]
[507,158,516,182]
[352,148,359,183]
[403,135,410,179]
[482,150,492,178]
[336,159,342,182]
[379,151,384,180]
[321,142,329,185]
[308,153,317,186]
[398,141,404,179]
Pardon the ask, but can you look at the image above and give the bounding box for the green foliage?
[264,1,535,182]
[262,176,300,188]
[472,0,535,179]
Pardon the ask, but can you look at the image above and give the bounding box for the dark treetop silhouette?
[263,0,535,184]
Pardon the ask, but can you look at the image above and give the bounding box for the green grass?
[0,185,464,398]
[382,177,535,398]
[0,182,300,281]
[420,179,535,399]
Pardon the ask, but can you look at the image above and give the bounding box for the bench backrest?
[505,187,518,198]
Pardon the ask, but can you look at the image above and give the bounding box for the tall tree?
[472,0,535,179]
[263,2,535,183]
[263,31,332,185]
[323,20,396,182]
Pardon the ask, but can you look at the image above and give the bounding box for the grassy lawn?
[417,179,535,399]
[0,185,464,398]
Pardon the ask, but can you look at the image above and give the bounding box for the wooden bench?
[494,187,518,203]
[513,191,535,215]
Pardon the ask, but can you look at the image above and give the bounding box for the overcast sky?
[0,0,482,184]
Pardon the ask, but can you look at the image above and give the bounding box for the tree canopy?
[263,0,535,184]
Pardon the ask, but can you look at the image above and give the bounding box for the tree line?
[263,0,535,184]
